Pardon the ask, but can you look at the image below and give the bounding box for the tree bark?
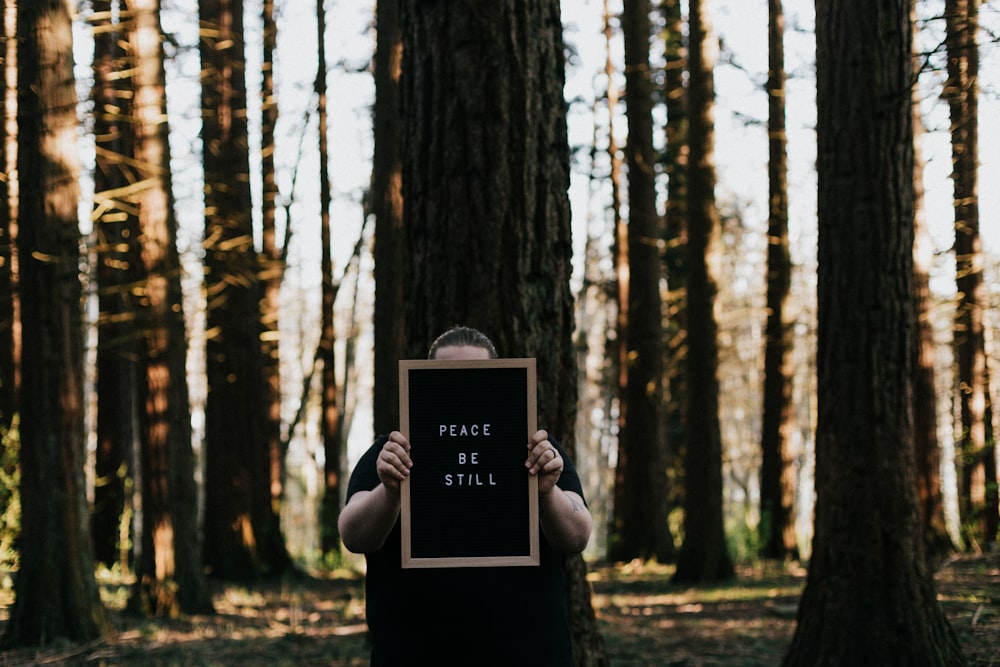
[783,1,965,662]
[91,0,139,570]
[258,0,293,574]
[610,0,672,565]
[372,0,406,437]
[399,2,607,663]
[316,0,343,557]
[3,0,111,646]
[759,0,798,562]
[912,73,954,564]
[0,0,17,432]
[200,0,282,580]
[945,0,992,552]
[661,0,687,544]
[673,0,733,585]
[126,0,214,615]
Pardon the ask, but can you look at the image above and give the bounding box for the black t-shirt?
[345,434,585,667]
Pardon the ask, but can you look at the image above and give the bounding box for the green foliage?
[0,418,20,599]
[725,515,762,566]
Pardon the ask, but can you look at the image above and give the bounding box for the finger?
[527,446,560,474]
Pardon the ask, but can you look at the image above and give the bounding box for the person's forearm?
[539,487,592,553]
[338,484,401,553]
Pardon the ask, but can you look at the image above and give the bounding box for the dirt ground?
[1,554,997,666]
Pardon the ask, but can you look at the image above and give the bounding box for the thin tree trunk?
[661,0,687,541]
[912,69,954,564]
[673,0,733,585]
[372,0,406,437]
[0,0,15,431]
[258,0,292,573]
[91,0,138,570]
[945,0,989,552]
[759,0,798,561]
[611,0,671,564]
[316,0,343,556]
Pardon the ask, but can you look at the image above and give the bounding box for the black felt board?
[399,359,539,568]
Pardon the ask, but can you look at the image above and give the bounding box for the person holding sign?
[339,327,592,666]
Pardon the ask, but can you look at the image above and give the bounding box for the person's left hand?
[526,429,563,495]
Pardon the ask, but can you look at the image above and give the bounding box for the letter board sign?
[399,358,539,568]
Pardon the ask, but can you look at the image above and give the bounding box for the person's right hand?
[377,430,412,492]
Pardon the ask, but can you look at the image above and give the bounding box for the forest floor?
[0,554,997,666]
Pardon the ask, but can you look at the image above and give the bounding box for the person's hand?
[377,431,412,493]
[526,429,563,495]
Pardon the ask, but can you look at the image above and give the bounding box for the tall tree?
[0,0,15,432]
[126,0,214,614]
[945,0,994,551]
[661,0,688,539]
[90,0,139,570]
[758,0,798,561]
[672,0,733,584]
[199,0,285,580]
[372,0,406,437]
[2,0,111,646]
[783,0,965,662]
[258,0,292,572]
[611,0,671,564]
[912,64,953,563]
[316,0,343,556]
[398,2,607,663]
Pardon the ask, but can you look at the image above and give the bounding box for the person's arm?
[526,430,593,553]
[338,431,412,553]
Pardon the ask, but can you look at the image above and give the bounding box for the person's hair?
[428,326,498,359]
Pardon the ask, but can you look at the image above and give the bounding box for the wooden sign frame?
[399,358,539,568]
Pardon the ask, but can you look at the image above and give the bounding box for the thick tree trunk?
[3,0,111,646]
[784,1,965,663]
[399,2,607,664]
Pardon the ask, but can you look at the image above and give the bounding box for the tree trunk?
[199,0,277,580]
[127,0,214,615]
[316,0,343,556]
[912,73,954,564]
[661,0,687,544]
[0,0,16,432]
[673,0,733,585]
[759,0,798,562]
[399,2,607,663]
[258,0,292,574]
[91,0,139,570]
[2,0,111,646]
[609,0,671,565]
[372,0,406,438]
[945,0,990,552]
[783,1,965,663]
